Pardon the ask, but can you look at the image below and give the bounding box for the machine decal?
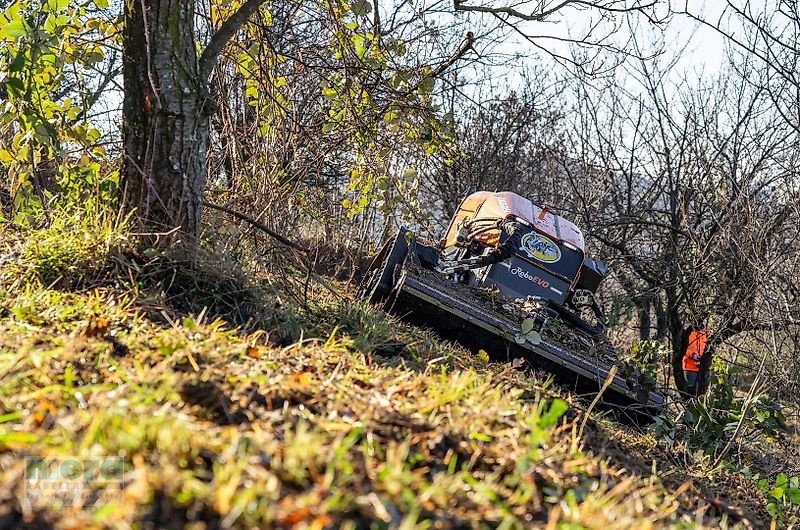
[520,232,562,263]
[509,266,550,288]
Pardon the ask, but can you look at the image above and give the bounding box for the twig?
[429,32,475,79]
[578,364,617,441]
[199,0,270,81]
[712,326,773,467]
[139,0,159,101]
[203,201,349,301]
[202,200,308,252]
[291,248,351,301]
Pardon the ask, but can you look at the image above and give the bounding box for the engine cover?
[444,191,586,252]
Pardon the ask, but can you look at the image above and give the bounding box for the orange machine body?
[444,191,586,252]
[443,191,588,291]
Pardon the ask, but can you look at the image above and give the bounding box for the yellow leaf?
[0,20,26,40]
[478,349,490,364]
[288,370,311,388]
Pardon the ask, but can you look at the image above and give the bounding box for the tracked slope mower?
[360,191,664,417]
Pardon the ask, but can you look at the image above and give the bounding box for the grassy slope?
[0,219,772,529]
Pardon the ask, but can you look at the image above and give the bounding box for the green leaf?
[525,331,542,345]
[350,0,372,16]
[402,168,417,180]
[419,76,435,93]
[1,19,26,39]
[45,0,69,12]
[786,487,800,505]
[352,34,367,59]
[769,486,784,500]
[9,52,25,72]
[538,399,569,429]
[777,473,788,489]
[766,502,780,518]
[94,0,109,8]
[521,317,535,334]
[86,49,105,64]
[5,77,25,97]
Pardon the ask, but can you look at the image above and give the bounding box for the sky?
[518,0,729,77]
[412,0,747,114]
[90,0,741,141]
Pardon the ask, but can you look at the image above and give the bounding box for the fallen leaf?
[280,506,312,526]
[288,371,311,388]
[83,317,109,338]
[352,378,372,388]
[32,400,56,426]
[525,331,542,345]
[246,346,259,358]
[309,515,332,530]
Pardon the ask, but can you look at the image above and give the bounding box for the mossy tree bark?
[121,0,266,250]
[122,0,211,249]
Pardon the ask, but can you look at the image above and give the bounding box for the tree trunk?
[638,296,651,340]
[666,293,692,396]
[654,296,668,339]
[671,324,691,395]
[121,0,211,249]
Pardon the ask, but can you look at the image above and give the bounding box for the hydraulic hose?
[438,219,522,273]
[481,218,523,265]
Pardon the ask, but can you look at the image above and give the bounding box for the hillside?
[3,0,800,526]
[0,218,791,529]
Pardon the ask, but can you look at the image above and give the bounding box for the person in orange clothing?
[682,326,708,394]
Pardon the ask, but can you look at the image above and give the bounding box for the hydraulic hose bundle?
[437,218,522,273]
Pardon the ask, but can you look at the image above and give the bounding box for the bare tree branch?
[199,0,270,81]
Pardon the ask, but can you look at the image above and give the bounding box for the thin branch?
[202,200,309,252]
[199,0,270,81]
[453,0,658,22]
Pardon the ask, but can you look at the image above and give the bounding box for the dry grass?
[0,219,776,529]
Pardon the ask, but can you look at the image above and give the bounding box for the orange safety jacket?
[682,329,708,372]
